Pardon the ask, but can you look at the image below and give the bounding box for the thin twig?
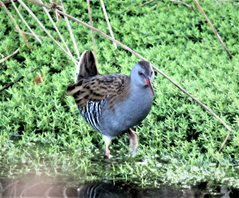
[23,31,44,39]
[0,48,19,64]
[171,0,194,10]
[87,0,98,65]
[140,0,155,7]
[11,0,41,43]
[30,0,233,151]
[0,76,24,93]
[18,0,76,64]
[59,0,80,59]
[0,67,40,93]
[39,0,76,64]
[100,0,117,48]
[218,130,231,152]
[51,0,61,20]
[0,1,31,49]
[0,0,17,7]
[193,0,233,59]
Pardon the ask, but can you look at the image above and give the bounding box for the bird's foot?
[103,135,112,159]
[104,150,112,159]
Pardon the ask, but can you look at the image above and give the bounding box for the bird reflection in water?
[1,175,238,198]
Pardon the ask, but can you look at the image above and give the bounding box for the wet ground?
[1,175,239,198]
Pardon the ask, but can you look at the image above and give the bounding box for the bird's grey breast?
[100,87,154,137]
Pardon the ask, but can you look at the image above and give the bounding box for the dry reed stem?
[29,0,233,152]
[39,0,76,64]
[193,0,233,151]
[0,48,19,64]
[59,0,80,59]
[0,1,31,49]
[50,0,61,20]
[11,0,41,43]
[18,0,75,64]
[87,0,98,65]
[23,31,44,39]
[0,0,17,7]
[100,0,117,48]
[171,0,194,10]
[193,0,232,59]
[140,0,155,7]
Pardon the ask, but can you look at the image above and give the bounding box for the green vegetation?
[0,0,239,189]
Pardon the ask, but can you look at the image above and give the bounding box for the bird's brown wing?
[67,74,130,109]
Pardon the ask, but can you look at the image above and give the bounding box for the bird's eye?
[138,72,143,76]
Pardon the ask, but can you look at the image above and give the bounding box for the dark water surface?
[1,175,239,198]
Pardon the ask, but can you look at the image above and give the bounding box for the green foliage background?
[0,0,239,188]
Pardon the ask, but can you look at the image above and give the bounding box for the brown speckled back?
[67,74,130,110]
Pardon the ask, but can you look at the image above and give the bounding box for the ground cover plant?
[0,0,239,191]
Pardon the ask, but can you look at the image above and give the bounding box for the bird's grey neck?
[129,78,146,91]
[129,82,152,100]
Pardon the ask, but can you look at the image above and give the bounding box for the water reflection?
[0,176,238,198]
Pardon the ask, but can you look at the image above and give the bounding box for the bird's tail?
[75,51,98,83]
[67,51,98,96]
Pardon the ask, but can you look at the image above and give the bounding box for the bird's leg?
[103,135,112,159]
[127,128,138,156]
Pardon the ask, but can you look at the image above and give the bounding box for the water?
[1,175,239,198]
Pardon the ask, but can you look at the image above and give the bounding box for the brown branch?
[0,48,19,64]
[30,0,233,151]
[0,1,31,49]
[193,0,233,59]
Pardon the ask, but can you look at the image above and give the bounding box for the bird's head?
[131,60,155,96]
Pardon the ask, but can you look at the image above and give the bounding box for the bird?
[67,51,155,159]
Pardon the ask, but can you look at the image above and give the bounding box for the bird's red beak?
[145,78,155,96]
